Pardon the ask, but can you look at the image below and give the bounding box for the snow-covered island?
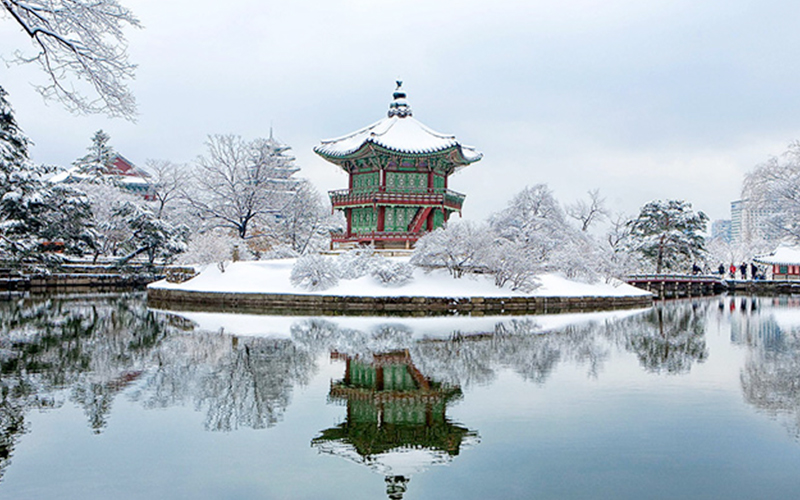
[148,256,653,315]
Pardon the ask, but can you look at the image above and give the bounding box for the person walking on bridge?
[740,262,748,280]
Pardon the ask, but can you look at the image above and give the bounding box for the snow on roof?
[314,83,482,163]
[754,246,800,265]
[315,115,482,161]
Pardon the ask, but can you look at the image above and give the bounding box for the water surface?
[0,293,799,499]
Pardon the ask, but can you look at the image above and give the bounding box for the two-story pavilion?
[314,83,482,249]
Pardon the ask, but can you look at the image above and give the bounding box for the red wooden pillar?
[376,365,384,391]
[377,206,385,232]
[346,209,352,236]
[427,171,433,190]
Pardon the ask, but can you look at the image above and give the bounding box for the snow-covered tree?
[176,230,242,269]
[78,180,139,261]
[484,239,541,292]
[273,179,331,254]
[599,211,641,279]
[73,130,115,178]
[489,185,569,266]
[411,220,492,278]
[144,159,189,220]
[290,254,339,291]
[488,184,599,281]
[0,86,94,264]
[742,142,800,244]
[113,202,187,265]
[567,189,608,232]
[626,199,708,273]
[2,0,140,118]
[183,134,299,240]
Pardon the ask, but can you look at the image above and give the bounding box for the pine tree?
[627,200,708,273]
[73,130,115,178]
[0,86,95,265]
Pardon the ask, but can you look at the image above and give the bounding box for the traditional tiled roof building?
[315,83,482,249]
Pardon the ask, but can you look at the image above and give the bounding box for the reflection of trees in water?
[615,301,709,375]
[740,317,800,437]
[195,338,315,431]
[411,319,610,387]
[0,294,318,480]
[0,295,720,481]
[0,293,167,476]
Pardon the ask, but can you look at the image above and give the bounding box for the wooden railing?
[328,187,465,209]
[331,230,423,243]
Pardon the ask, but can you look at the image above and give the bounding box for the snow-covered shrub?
[411,221,492,278]
[370,257,414,287]
[290,254,339,291]
[338,246,376,279]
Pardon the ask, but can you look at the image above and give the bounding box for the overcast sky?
[3,0,800,223]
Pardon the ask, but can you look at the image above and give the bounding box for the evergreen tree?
[627,200,708,273]
[0,86,94,265]
[73,130,115,178]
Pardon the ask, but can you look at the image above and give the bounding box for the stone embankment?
[725,280,800,294]
[147,287,653,316]
[0,264,197,293]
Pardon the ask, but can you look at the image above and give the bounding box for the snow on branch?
[2,0,141,119]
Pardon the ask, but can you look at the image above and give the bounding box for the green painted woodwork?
[351,207,378,233]
[348,361,419,392]
[352,171,379,189]
[385,206,417,232]
[433,174,445,189]
[433,209,445,228]
[386,171,427,191]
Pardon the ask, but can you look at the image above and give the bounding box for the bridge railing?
[626,273,725,284]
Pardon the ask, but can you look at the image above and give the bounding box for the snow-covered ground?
[149,258,650,298]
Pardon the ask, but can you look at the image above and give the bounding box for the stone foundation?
[147,287,654,316]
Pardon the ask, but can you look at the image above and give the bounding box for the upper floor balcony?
[328,187,466,211]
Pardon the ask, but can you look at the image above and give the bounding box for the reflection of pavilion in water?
[312,349,478,499]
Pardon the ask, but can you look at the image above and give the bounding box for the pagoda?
[314,83,482,249]
[311,349,478,499]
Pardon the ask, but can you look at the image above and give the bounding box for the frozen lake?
[1,293,800,499]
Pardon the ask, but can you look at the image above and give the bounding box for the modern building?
[731,200,744,243]
[730,198,782,244]
[314,83,482,249]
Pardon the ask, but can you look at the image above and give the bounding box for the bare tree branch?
[2,0,140,119]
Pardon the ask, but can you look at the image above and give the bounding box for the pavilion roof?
[314,83,482,166]
[754,246,800,266]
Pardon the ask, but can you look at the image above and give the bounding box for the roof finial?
[388,81,412,118]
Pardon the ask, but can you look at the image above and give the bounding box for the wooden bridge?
[625,274,727,299]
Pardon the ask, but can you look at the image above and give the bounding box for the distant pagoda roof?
[314,82,483,166]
